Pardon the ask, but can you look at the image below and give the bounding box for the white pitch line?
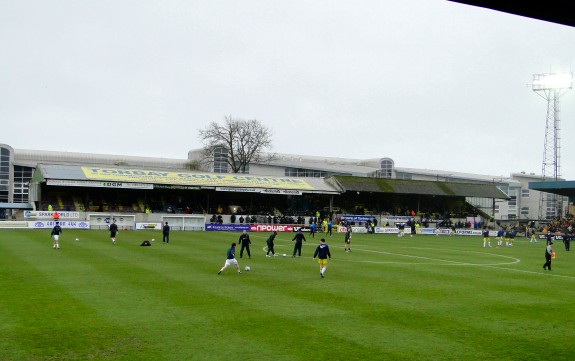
[334,245,575,279]
[343,246,521,266]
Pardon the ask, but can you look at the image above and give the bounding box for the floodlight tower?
[531,72,572,220]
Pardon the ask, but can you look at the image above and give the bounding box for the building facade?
[0,143,570,222]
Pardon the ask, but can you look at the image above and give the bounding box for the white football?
[282,253,287,257]
[245,266,251,271]
[151,239,155,242]
[75,238,79,241]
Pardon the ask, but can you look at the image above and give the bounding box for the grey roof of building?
[395,166,521,185]
[261,154,380,176]
[15,149,188,170]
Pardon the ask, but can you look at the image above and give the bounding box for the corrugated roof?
[331,176,509,199]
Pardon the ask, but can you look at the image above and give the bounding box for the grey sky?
[2,1,574,179]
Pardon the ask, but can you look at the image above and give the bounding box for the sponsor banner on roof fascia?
[216,187,260,193]
[47,179,153,189]
[135,223,163,230]
[81,167,314,189]
[250,224,294,232]
[154,184,200,190]
[28,221,90,229]
[24,211,80,219]
[205,224,250,231]
[260,188,302,195]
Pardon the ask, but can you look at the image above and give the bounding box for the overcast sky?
[1,1,574,179]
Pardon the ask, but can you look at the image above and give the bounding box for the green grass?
[1,230,574,361]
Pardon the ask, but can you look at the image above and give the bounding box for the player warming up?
[344,229,352,252]
[266,231,278,257]
[218,242,241,275]
[109,219,118,245]
[51,221,62,249]
[292,229,306,257]
[313,238,331,278]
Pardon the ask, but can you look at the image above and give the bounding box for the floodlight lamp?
[532,72,573,90]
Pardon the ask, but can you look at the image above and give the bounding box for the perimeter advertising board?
[28,221,90,229]
[24,211,80,219]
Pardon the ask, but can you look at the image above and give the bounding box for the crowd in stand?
[542,214,575,233]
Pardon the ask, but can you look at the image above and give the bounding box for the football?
[75,238,79,241]
[244,266,251,271]
[282,253,287,257]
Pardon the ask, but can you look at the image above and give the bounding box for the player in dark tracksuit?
[238,230,251,258]
[162,222,170,243]
[291,230,306,257]
[266,231,278,257]
[313,238,332,278]
[344,229,352,252]
[543,242,554,270]
[51,222,63,249]
[109,220,118,245]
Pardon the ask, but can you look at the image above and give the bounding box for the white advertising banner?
[24,211,80,219]
[47,179,153,189]
[455,229,482,236]
[28,221,90,229]
[260,189,302,195]
[216,187,259,193]
[381,216,411,223]
[374,227,399,234]
[135,222,163,230]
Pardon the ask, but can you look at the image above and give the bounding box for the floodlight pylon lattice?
[531,72,572,220]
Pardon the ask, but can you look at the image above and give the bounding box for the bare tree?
[199,116,274,173]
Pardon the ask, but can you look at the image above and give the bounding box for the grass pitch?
[1,229,574,361]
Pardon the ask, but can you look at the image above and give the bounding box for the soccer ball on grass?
[244,266,251,272]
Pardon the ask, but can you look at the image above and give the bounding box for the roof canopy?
[32,164,510,199]
[330,176,509,199]
[528,180,575,200]
[448,1,575,28]
[32,164,340,194]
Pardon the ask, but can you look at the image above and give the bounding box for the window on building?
[395,172,412,180]
[378,158,393,178]
[213,146,228,173]
[0,147,10,203]
[13,166,33,203]
[507,205,517,219]
[521,189,530,198]
[520,207,529,216]
[285,167,328,177]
